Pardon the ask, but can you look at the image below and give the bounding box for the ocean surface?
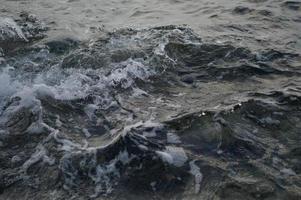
[0,0,301,199]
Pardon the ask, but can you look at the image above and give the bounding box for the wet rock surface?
[0,0,301,199]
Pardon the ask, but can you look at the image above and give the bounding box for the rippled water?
[0,1,301,200]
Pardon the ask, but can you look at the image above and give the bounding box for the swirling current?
[0,1,301,200]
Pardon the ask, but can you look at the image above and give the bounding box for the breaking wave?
[0,15,301,200]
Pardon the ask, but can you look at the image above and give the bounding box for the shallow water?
[0,0,301,200]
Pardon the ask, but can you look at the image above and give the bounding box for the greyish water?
[0,0,301,199]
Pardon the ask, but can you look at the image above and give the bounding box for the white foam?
[88,149,135,196]
[107,59,154,88]
[55,115,63,127]
[189,160,203,194]
[21,144,55,173]
[280,168,296,176]
[0,67,22,109]
[167,132,181,144]
[0,17,28,42]
[156,150,174,164]
[82,128,91,138]
[131,87,148,97]
[156,146,188,167]
[52,130,83,152]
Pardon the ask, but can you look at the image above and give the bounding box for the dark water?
[0,1,301,200]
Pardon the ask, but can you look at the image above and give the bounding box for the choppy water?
[0,1,301,200]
